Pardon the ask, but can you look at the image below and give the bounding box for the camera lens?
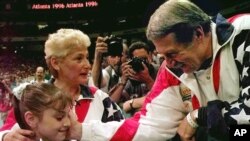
[129,57,145,72]
[104,35,123,56]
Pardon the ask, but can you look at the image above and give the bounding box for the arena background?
[0,0,249,64]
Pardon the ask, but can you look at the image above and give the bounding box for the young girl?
[13,83,73,141]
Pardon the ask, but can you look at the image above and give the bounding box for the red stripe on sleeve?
[227,14,250,23]
[111,61,180,140]
[192,95,200,110]
[110,117,140,141]
[75,99,92,123]
[0,108,16,131]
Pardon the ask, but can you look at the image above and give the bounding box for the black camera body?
[104,35,123,56]
[128,57,149,72]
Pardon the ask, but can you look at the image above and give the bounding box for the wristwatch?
[187,109,199,128]
[118,82,126,87]
[129,98,135,109]
[193,109,199,122]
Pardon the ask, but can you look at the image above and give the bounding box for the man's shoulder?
[102,69,110,79]
[29,79,35,83]
[104,66,113,74]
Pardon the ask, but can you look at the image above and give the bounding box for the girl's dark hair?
[13,83,73,129]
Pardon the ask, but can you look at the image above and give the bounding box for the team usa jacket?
[1,14,250,141]
[76,14,250,141]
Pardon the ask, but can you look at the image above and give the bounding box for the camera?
[128,57,149,72]
[104,35,123,56]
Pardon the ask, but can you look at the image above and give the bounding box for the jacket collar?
[49,78,94,99]
[79,85,94,98]
[213,13,234,46]
[168,13,234,78]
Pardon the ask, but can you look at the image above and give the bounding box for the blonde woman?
[0,29,124,141]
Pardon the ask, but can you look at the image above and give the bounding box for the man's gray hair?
[146,0,211,41]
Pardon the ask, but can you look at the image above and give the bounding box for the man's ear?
[195,26,204,39]
[24,111,39,129]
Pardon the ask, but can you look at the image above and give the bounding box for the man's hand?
[67,110,82,140]
[177,112,197,141]
[123,100,132,112]
[133,63,153,83]
[129,63,154,88]
[120,61,132,83]
[95,36,108,57]
[3,129,35,141]
[92,36,109,87]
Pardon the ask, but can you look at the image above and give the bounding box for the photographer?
[91,35,128,93]
[110,41,157,116]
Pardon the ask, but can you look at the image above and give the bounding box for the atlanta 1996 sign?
[29,0,98,10]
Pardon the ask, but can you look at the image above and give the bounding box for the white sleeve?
[79,86,186,141]
[100,70,110,93]
[0,123,20,141]
[0,130,10,141]
[133,87,186,140]
[81,120,125,141]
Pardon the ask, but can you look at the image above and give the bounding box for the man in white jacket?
[67,0,250,141]
[2,0,250,141]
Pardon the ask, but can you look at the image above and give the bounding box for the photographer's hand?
[92,36,109,88]
[130,63,154,89]
[121,61,131,82]
[95,36,108,57]
[123,96,146,112]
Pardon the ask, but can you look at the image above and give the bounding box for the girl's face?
[57,47,91,85]
[35,106,71,141]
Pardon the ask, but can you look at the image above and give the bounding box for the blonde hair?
[45,28,90,58]
[44,28,91,77]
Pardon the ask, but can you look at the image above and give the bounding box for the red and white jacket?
[77,14,250,141]
[1,14,250,141]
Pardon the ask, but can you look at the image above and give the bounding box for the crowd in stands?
[0,35,164,127]
[0,51,50,126]
[0,51,48,89]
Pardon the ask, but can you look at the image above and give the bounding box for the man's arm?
[91,37,107,88]
[123,96,146,112]
[0,111,34,141]
[70,61,187,141]
[0,128,35,141]
[108,61,129,102]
